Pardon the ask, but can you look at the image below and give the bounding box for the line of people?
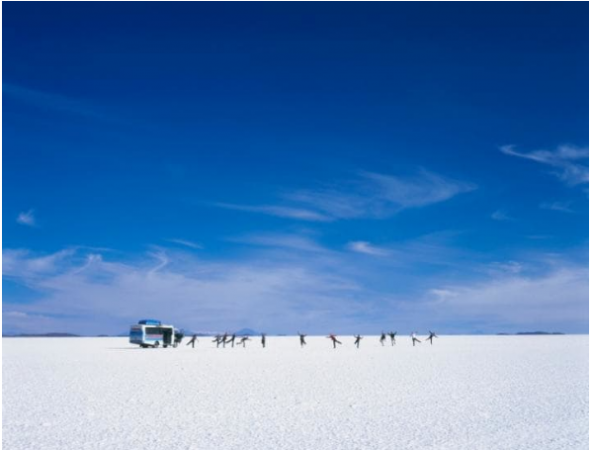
[183,331,438,349]
[209,333,264,348]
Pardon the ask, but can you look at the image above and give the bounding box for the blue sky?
[3,3,588,335]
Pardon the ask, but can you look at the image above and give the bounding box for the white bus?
[129,320,180,348]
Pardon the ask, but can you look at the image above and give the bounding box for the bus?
[129,320,180,348]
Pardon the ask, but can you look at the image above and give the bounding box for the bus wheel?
[163,344,167,348]
[154,341,160,348]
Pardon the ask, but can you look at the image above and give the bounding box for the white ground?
[3,335,588,450]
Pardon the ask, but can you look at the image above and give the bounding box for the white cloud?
[231,233,327,253]
[500,144,589,186]
[347,241,389,256]
[166,239,203,249]
[3,248,76,278]
[487,261,523,275]
[425,266,588,331]
[540,201,574,213]
[491,210,514,221]
[3,244,586,335]
[217,169,475,222]
[3,83,112,122]
[362,170,476,208]
[2,247,363,335]
[214,203,332,222]
[16,210,36,226]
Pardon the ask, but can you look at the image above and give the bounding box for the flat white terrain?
[3,335,588,450]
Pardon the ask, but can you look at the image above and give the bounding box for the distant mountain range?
[4,330,566,338]
[3,332,80,337]
[496,331,565,335]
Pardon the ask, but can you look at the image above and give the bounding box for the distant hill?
[516,331,564,335]
[496,331,565,336]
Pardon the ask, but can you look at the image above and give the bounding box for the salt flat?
[3,335,588,450]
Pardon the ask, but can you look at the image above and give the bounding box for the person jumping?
[426,331,438,345]
[327,334,342,349]
[380,332,386,346]
[411,332,421,347]
[354,335,363,348]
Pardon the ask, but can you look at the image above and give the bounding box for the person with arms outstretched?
[327,334,342,349]
[354,334,363,349]
[298,332,307,348]
[411,332,421,347]
[426,331,438,345]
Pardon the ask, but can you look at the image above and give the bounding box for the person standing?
[261,333,266,348]
[186,334,198,348]
[354,335,363,349]
[380,332,386,346]
[426,331,438,345]
[228,334,236,348]
[411,332,421,347]
[327,334,342,349]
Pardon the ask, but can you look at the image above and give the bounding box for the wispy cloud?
[217,169,476,222]
[3,83,110,121]
[3,248,76,279]
[491,210,514,221]
[487,260,523,275]
[540,201,574,213]
[426,265,588,332]
[166,238,203,250]
[2,247,363,335]
[215,203,332,222]
[346,241,389,256]
[231,233,327,253]
[16,209,36,227]
[3,243,586,335]
[500,144,589,186]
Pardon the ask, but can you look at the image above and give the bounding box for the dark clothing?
[426,332,437,345]
[354,335,362,348]
[328,335,342,349]
[388,332,396,346]
[187,335,198,348]
[299,334,307,347]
